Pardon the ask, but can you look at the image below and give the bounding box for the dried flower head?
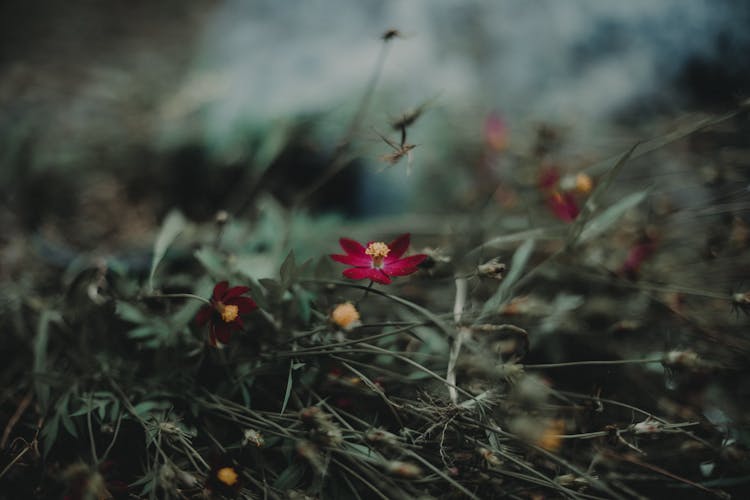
[633,418,663,435]
[381,29,402,41]
[477,258,506,280]
[386,460,423,478]
[243,429,265,447]
[477,447,502,466]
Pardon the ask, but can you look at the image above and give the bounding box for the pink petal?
[343,267,373,281]
[228,296,257,313]
[195,306,212,326]
[384,254,427,276]
[223,286,250,300]
[339,237,366,256]
[212,281,229,301]
[331,253,372,267]
[367,268,392,284]
[386,233,410,261]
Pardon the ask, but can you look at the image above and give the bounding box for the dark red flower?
[620,237,657,280]
[538,165,561,191]
[195,281,257,347]
[330,233,427,285]
[547,191,580,222]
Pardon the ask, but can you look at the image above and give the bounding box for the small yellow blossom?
[537,419,566,452]
[331,302,361,331]
[216,466,239,486]
[575,173,593,194]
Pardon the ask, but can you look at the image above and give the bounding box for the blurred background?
[1,0,750,262]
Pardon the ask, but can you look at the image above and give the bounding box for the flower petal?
[343,267,373,281]
[228,296,257,313]
[223,286,250,300]
[212,281,229,301]
[367,268,392,284]
[195,306,213,326]
[385,233,410,261]
[384,254,427,276]
[339,237,366,256]
[212,322,232,344]
[331,253,372,267]
[548,192,579,222]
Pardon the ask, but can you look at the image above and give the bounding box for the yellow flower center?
[218,303,239,323]
[216,466,239,486]
[365,242,390,267]
[331,302,361,330]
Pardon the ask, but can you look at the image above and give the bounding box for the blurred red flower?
[195,281,256,347]
[330,233,427,285]
[484,111,509,151]
[620,237,657,280]
[547,191,580,222]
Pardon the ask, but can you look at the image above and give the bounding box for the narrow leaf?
[280,250,297,287]
[280,361,294,416]
[578,190,649,243]
[149,210,187,291]
[480,239,535,318]
[567,143,638,246]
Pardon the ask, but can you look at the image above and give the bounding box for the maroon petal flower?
[331,233,427,284]
[196,281,258,347]
[547,191,580,222]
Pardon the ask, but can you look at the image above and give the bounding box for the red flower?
[330,233,427,285]
[620,237,657,280]
[484,111,508,151]
[547,191,580,222]
[195,281,257,347]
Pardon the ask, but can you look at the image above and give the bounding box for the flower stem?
[357,280,375,305]
[145,293,211,305]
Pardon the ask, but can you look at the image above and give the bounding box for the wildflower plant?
[3,25,750,500]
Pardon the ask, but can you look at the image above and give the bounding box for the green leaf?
[280,361,294,416]
[149,210,187,291]
[578,190,649,244]
[116,301,147,324]
[280,250,297,287]
[567,143,638,246]
[127,325,156,339]
[58,393,78,438]
[41,416,60,456]
[313,255,335,279]
[194,246,226,278]
[480,239,535,318]
[246,278,269,310]
[132,401,170,417]
[34,310,60,413]
[259,278,283,298]
[273,462,306,490]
